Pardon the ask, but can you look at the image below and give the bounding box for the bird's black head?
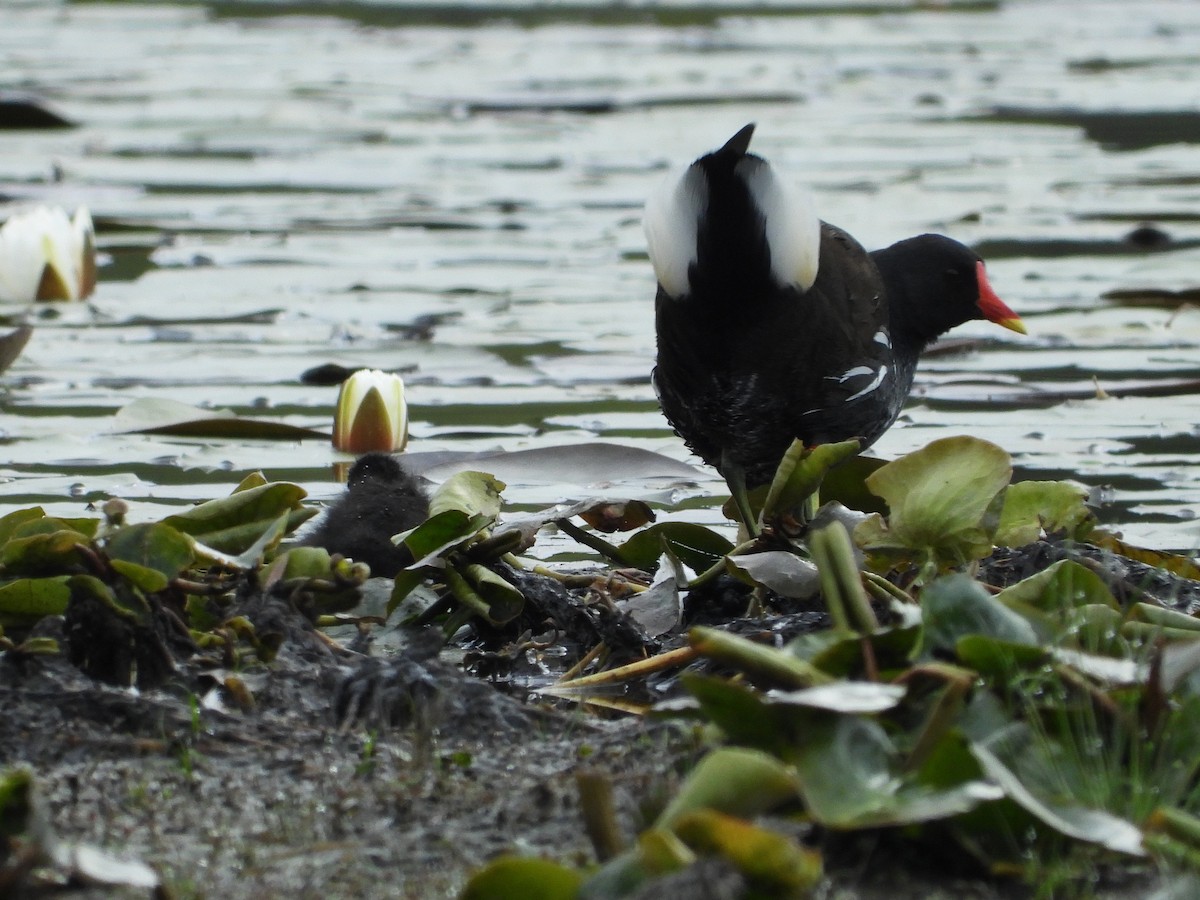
[347,451,406,487]
[872,234,1024,345]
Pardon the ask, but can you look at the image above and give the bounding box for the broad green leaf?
[387,568,428,616]
[683,674,796,754]
[163,483,312,554]
[856,436,1012,566]
[819,454,888,515]
[994,480,1093,547]
[105,523,195,588]
[791,625,922,679]
[461,856,583,900]
[790,711,1002,828]
[655,747,801,830]
[0,576,71,625]
[996,559,1119,615]
[233,512,292,569]
[618,522,734,572]
[113,397,326,440]
[917,574,1039,659]
[673,809,823,893]
[271,545,334,580]
[0,507,47,550]
[428,470,505,520]
[401,510,492,566]
[955,634,1047,677]
[1,527,92,576]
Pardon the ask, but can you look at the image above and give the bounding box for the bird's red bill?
[975,260,1026,334]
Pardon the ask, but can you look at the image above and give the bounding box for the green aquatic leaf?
[0,576,71,626]
[0,507,48,550]
[401,510,492,566]
[918,574,1039,660]
[1,524,94,576]
[113,397,326,440]
[673,808,823,894]
[461,856,583,900]
[994,480,1094,547]
[790,710,1001,828]
[163,482,313,554]
[104,523,195,593]
[617,522,734,572]
[856,436,1012,567]
[428,470,505,520]
[655,747,801,830]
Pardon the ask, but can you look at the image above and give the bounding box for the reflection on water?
[1,0,1200,552]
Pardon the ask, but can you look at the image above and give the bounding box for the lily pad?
[856,436,1012,568]
[113,398,327,440]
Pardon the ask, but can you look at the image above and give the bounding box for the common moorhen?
[304,452,428,577]
[645,123,1025,492]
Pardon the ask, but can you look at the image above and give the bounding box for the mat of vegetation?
[3,436,1200,899]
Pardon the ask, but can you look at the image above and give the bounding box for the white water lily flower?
[0,205,97,303]
[333,369,409,453]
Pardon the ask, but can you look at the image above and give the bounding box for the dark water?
[2,0,1199,553]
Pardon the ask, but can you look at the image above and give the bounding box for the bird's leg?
[722,454,760,538]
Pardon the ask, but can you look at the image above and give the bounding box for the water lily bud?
[0,205,97,303]
[333,369,409,453]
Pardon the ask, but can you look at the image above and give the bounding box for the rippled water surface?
[2,0,1200,553]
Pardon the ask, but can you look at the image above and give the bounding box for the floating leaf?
[917,574,1039,660]
[162,482,312,554]
[113,397,327,440]
[461,856,583,900]
[996,559,1119,616]
[655,747,802,830]
[994,480,1094,547]
[0,576,71,626]
[673,809,823,894]
[617,522,733,573]
[428,470,505,520]
[1,523,93,576]
[104,523,195,593]
[856,436,1012,568]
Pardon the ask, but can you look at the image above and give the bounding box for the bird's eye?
[945,268,960,279]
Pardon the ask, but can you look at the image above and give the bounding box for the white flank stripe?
[846,365,888,402]
[828,365,875,384]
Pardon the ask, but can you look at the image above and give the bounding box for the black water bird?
[645,123,1025,494]
[304,452,428,578]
